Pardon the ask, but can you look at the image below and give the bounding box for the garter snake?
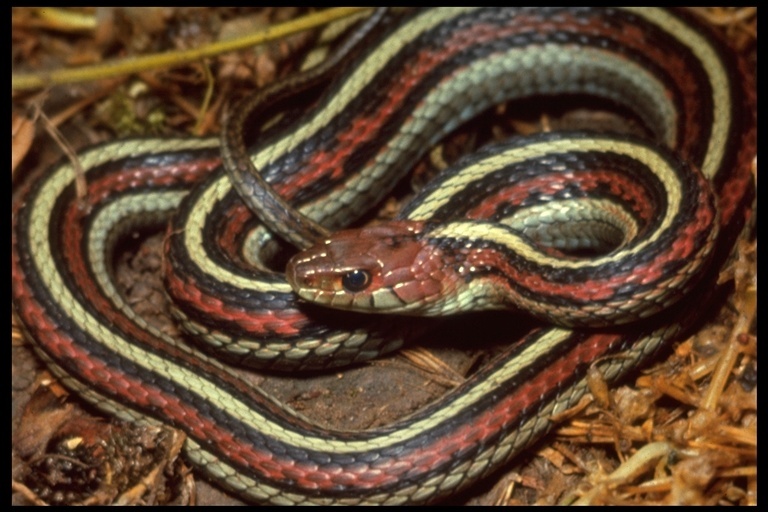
[12,7,755,505]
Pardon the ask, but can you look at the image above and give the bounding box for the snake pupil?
[342,269,371,292]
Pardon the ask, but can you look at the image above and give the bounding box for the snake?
[11,7,755,505]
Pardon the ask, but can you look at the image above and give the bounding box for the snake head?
[286,220,456,314]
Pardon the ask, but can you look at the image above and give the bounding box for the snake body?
[285,132,718,325]
[12,7,755,505]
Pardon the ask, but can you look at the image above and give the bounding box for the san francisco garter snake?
[12,7,755,505]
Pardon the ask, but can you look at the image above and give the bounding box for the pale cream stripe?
[503,197,640,249]
[184,8,480,293]
[186,17,676,292]
[622,7,731,179]
[183,173,293,293]
[415,138,682,269]
[248,8,479,172]
[88,191,198,344]
[25,5,725,469]
[28,139,577,452]
[291,41,675,228]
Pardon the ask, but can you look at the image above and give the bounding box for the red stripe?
[163,265,309,337]
[467,170,657,223]
[275,19,560,197]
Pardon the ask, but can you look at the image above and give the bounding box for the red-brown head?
[286,221,465,315]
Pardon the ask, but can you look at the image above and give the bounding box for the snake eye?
[341,269,371,292]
